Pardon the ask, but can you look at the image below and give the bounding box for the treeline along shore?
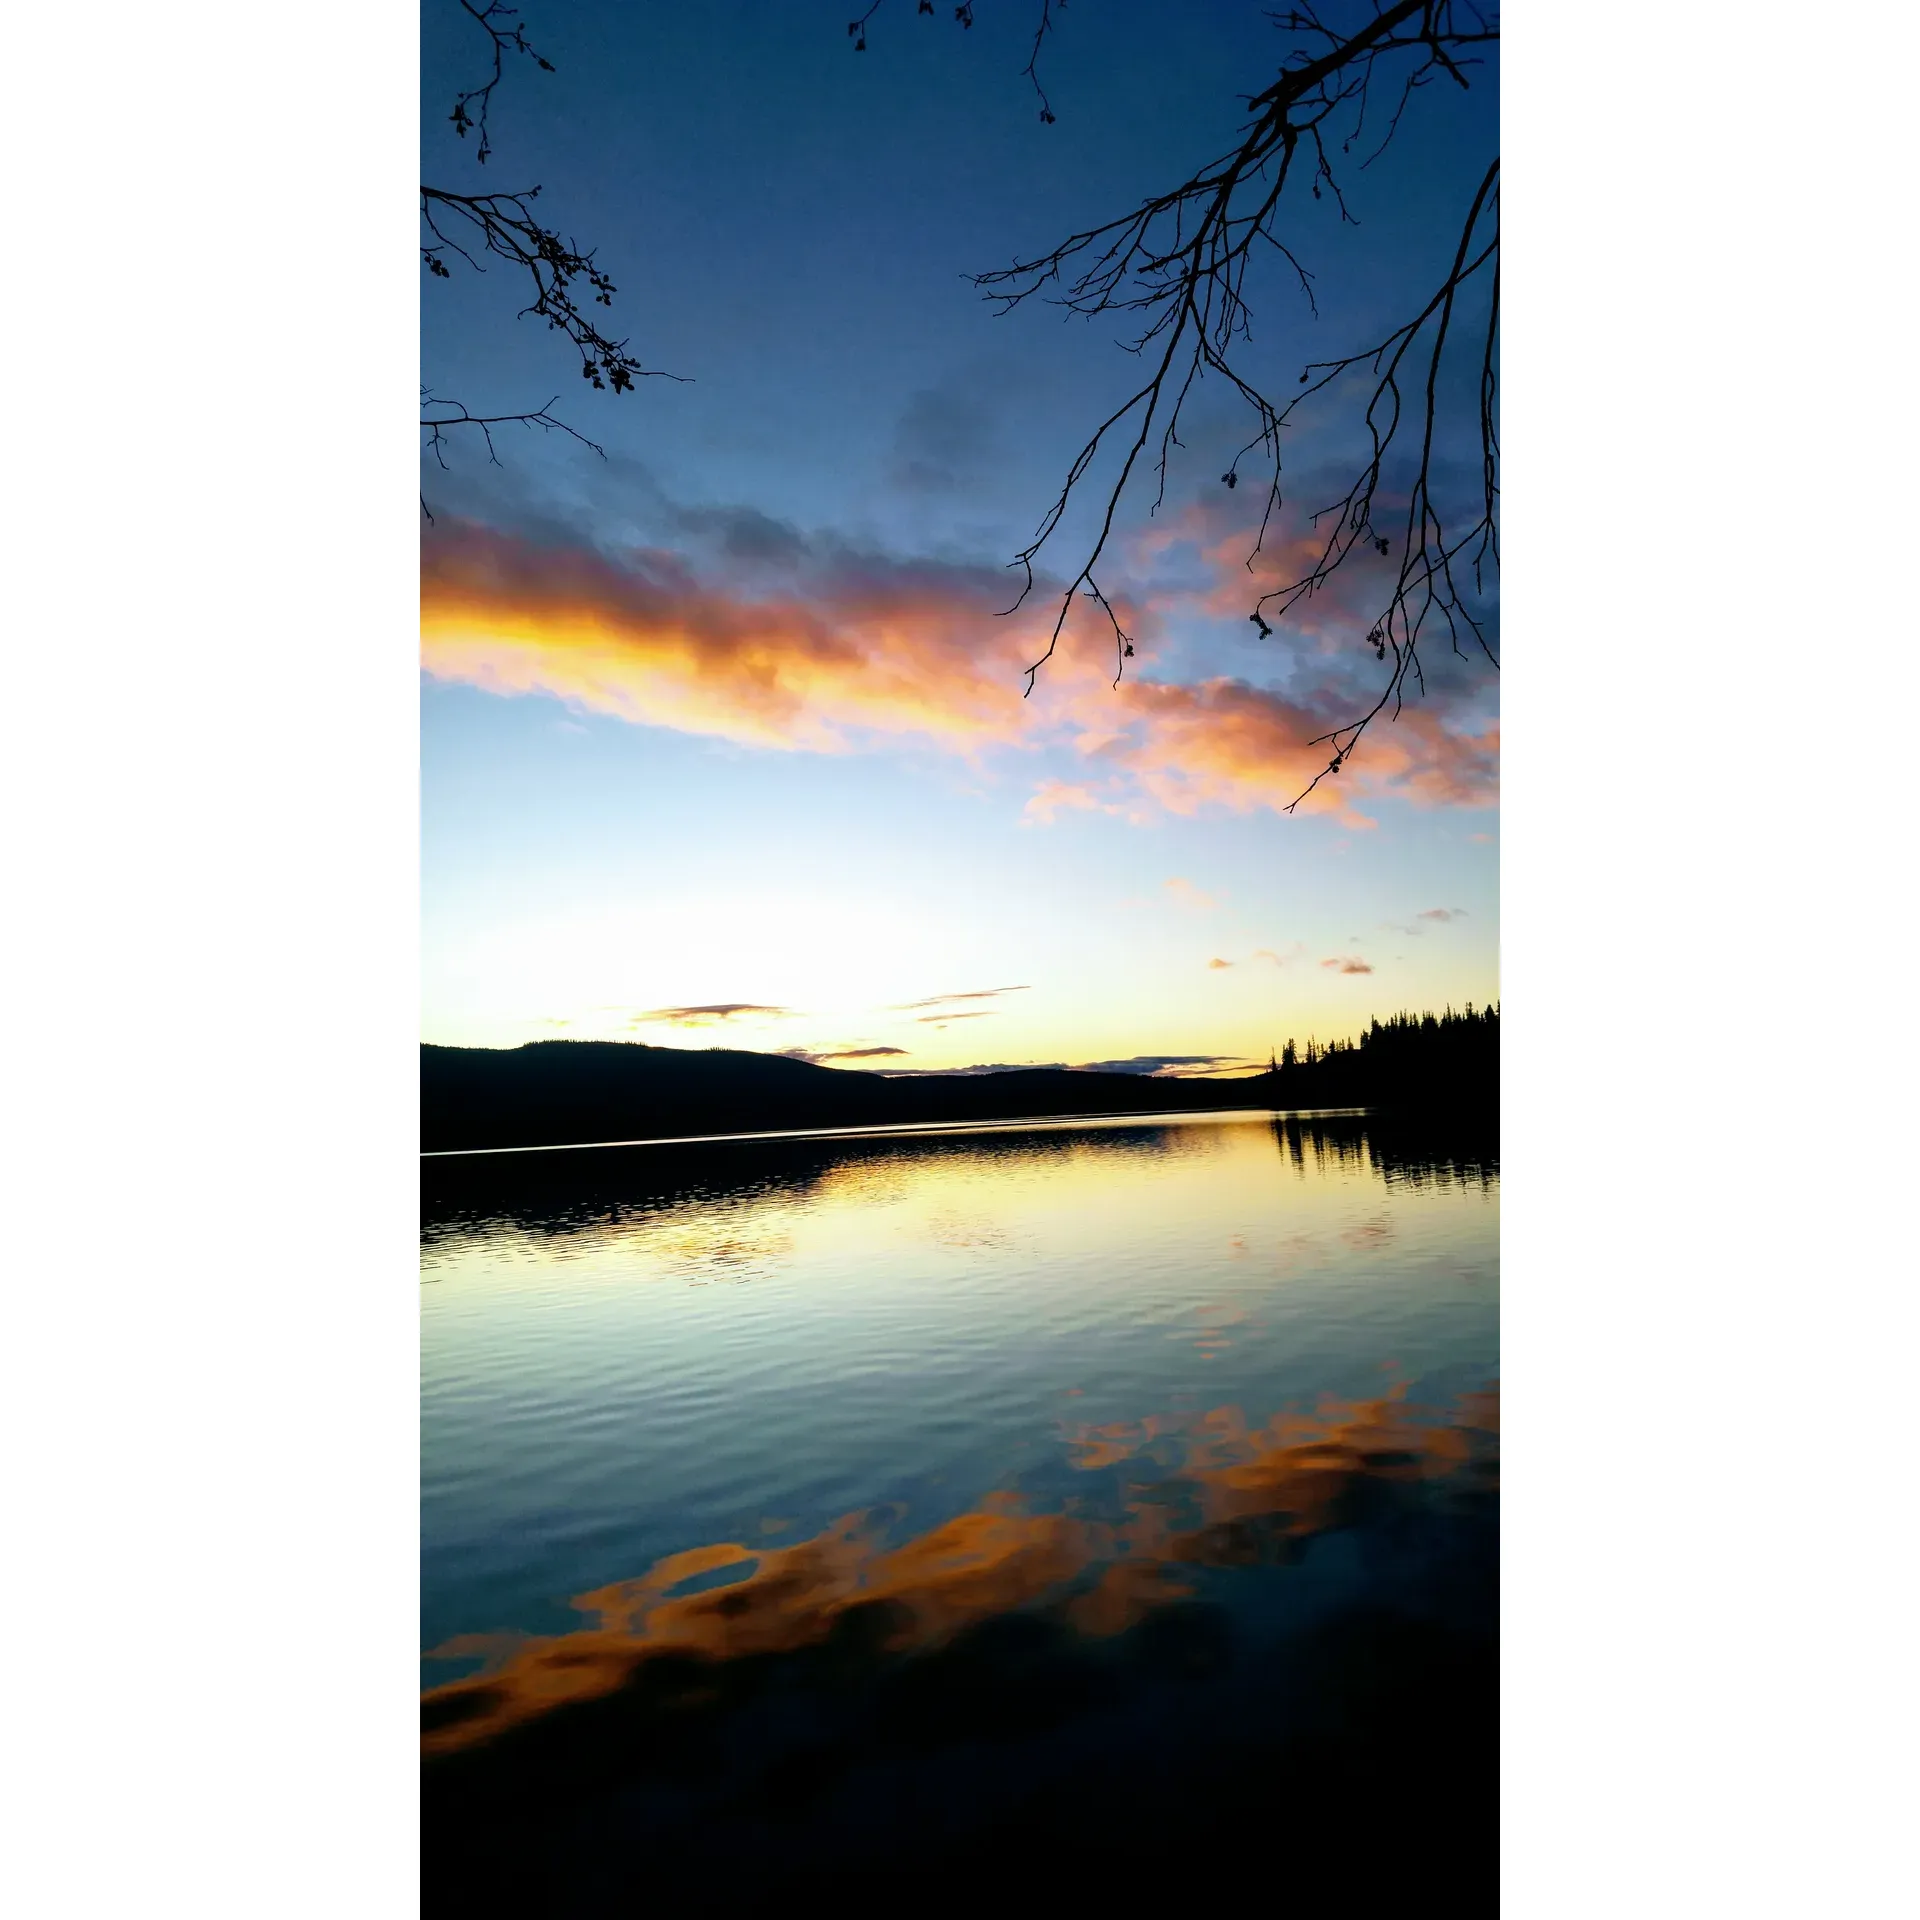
[421,1005,1497,1155]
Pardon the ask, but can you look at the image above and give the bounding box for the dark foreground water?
[422,1108,1498,1910]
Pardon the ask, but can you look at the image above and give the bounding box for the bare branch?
[421,185,685,396]
[448,0,555,165]
[420,389,608,472]
[424,3,676,491]
[850,0,1064,120]
[952,1,1498,804]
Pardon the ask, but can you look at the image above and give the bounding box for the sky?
[421,0,1499,1074]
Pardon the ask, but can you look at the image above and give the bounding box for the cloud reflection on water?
[420,1109,1498,1908]
[423,1381,1495,1759]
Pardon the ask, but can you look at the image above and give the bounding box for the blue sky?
[421,0,1499,1067]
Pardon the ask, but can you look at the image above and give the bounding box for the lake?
[421,1107,1498,1908]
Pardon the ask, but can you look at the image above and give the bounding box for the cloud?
[1319,957,1374,975]
[914,1010,995,1024]
[888,381,1000,495]
[1207,957,1234,970]
[1022,780,1138,825]
[1128,493,1379,632]
[1164,876,1220,911]
[423,516,1057,758]
[886,1053,1250,1078]
[1089,676,1496,829]
[660,501,808,568]
[1417,907,1468,922]
[776,1045,909,1063]
[1072,1055,1254,1077]
[421,519,1498,828]
[1128,489,1499,677]
[884,1061,1067,1077]
[1252,944,1306,968]
[893,985,1031,1011]
[627,1002,796,1028]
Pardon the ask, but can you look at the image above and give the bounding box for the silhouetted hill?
[422,1042,1257,1154]
[422,1007,1496,1153]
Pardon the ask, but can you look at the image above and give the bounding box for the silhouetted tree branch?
[421,390,606,468]
[420,390,606,524]
[446,0,554,163]
[860,1,1499,803]
[851,0,1064,121]
[421,185,676,397]
[423,3,677,492]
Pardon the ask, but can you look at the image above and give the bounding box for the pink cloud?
[422,519,1497,828]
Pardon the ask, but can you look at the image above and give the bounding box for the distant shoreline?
[421,1014,1496,1157]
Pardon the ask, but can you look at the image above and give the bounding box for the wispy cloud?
[884,1061,1066,1077]
[421,519,1498,829]
[1073,1054,1253,1077]
[1164,876,1220,911]
[1021,780,1139,826]
[893,985,1031,1011]
[887,374,1006,496]
[628,1002,796,1028]
[886,1053,1252,1079]
[1382,904,1471,937]
[1208,943,1303,970]
[1319,957,1374,975]
[776,1045,908,1063]
[914,1010,995,1025]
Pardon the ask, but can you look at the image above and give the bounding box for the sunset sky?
[421,0,1498,1072]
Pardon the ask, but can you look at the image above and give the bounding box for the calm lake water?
[421,1108,1498,1908]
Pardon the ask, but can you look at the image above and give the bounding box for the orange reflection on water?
[423,1384,1495,1760]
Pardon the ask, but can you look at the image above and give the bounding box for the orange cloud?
[422,520,1497,826]
[1097,676,1496,828]
[422,517,1068,756]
